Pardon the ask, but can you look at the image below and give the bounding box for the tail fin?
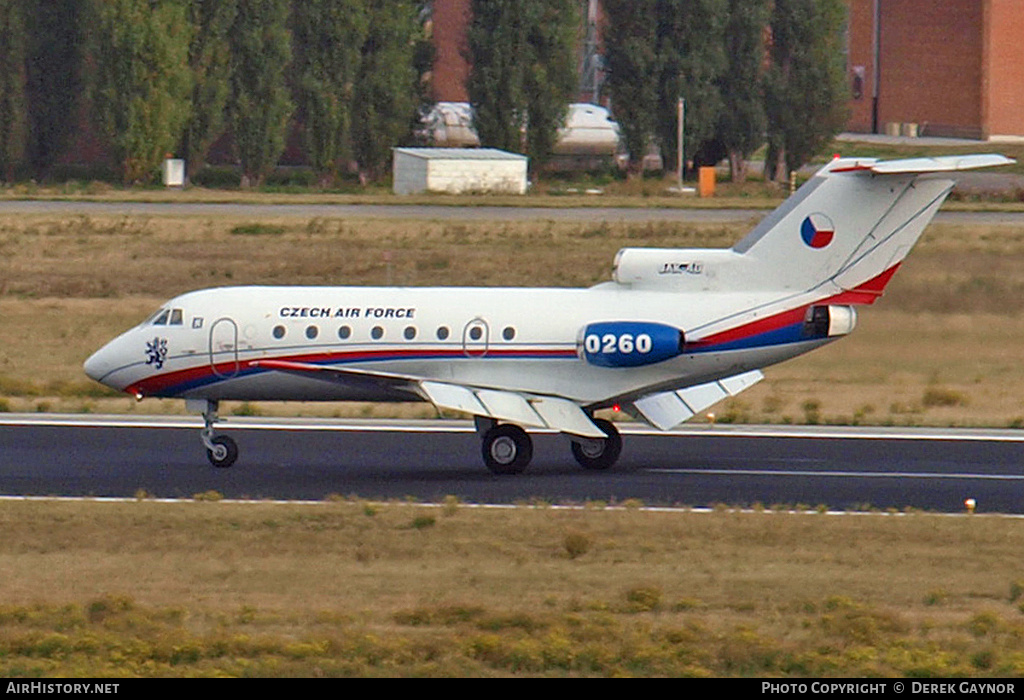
[732,154,1015,296]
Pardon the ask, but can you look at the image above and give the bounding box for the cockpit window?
[149,308,184,326]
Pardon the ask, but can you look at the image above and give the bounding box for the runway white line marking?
[649,468,1024,481]
[3,414,1024,442]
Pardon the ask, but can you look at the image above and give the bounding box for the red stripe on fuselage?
[126,346,577,397]
[689,264,902,348]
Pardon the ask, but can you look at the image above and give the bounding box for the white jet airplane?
[85,154,1014,473]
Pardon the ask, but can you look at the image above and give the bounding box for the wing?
[251,359,609,439]
[631,370,764,430]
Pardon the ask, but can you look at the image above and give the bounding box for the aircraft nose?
[84,344,115,384]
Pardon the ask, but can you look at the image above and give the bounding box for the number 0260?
[584,333,653,355]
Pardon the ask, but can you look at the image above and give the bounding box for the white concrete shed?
[392,147,528,195]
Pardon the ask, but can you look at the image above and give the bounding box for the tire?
[206,435,239,468]
[571,418,622,470]
[481,424,532,475]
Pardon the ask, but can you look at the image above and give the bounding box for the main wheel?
[571,418,622,470]
[481,424,532,475]
[206,434,238,468]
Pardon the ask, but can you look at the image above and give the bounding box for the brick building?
[846,0,1024,140]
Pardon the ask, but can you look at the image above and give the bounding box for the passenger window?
[306,325,319,340]
[272,325,286,339]
[371,326,384,340]
[437,326,450,340]
[502,326,516,341]
[404,326,416,340]
[338,325,352,340]
[469,326,483,341]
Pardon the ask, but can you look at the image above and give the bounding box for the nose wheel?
[206,434,238,468]
[196,399,239,468]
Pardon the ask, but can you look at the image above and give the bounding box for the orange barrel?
[698,166,716,197]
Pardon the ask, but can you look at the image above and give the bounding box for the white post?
[677,97,685,190]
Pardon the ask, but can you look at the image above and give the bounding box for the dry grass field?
[2,499,1024,677]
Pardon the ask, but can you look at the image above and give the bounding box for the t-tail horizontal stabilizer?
[632,370,764,430]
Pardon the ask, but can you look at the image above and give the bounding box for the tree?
[520,0,578,170]
[350,0,421,184]
[655,0,727,175]
[292,0,368,187]
[0,0,26,181]
[92,0,194,184]
[23,0,83,179]
[466,0,527,153]
[600,0,660,177]
[180,0,235,182]
[717,0,771,181]
[228,0,293,188]
[466,0,578,172]
[764,0,848,180]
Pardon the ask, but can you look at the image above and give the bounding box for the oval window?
[502,326,516,341]
[371,326,384,340]
[469,326,483,341]
[272,325,286,339]
[338,325,351,340]
[306,325,319,340]
[437,326,450,340]
[404,326,417,340]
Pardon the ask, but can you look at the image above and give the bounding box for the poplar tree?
[655,0,727,174]
[466,0,577,172]
[92,0,194,184]
[23,0,83,179]
[605,0,726,177]
[764,0,848,180]
[717,0,771,181]
[228,0,293,188]
[180,0,235,181]
[0,0,26,181]
[350,0,421,184]
[598,0,660,178]
[292,0,368,187]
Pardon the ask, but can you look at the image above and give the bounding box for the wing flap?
[529,396,609,438]
[633,370,764,431]
[420,381,488,416]
[475,389,546,428]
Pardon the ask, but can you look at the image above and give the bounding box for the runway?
[1,415,1022,514]
[1,200,1023,226]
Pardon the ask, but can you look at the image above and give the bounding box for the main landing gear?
[191,399,238,468]
[475,416,623,475]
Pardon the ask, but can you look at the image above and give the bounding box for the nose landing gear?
[191,399,239,468]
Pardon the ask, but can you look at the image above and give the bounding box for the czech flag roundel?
[801,213,835,249]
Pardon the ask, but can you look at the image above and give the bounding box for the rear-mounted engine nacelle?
[578,321,686,368]
[803,305,857,339]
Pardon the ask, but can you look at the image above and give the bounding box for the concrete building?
[392,147,528,194]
